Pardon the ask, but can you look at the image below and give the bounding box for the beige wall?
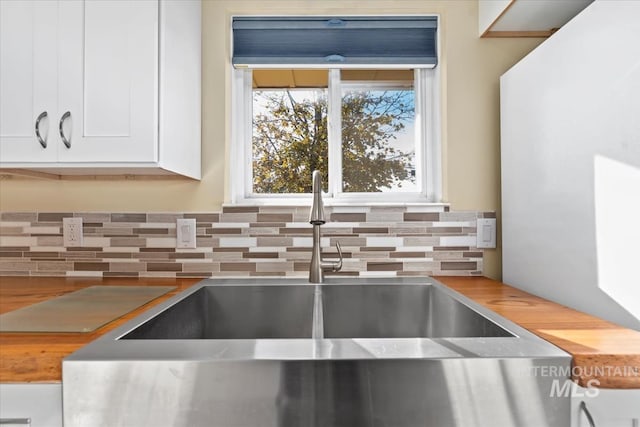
[0,0,543,279]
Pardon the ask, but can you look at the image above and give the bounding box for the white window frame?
[230,66,441,205]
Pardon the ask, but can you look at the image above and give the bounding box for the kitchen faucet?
[309,170,343,283]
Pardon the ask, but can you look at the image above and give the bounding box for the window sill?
[224,198,450,210]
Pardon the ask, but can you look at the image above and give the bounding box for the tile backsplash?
[0,206,494,278]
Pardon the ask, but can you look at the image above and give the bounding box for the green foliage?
[252,88,414,193]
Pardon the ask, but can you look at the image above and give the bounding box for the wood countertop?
[0,277,200,384]
[1,276,638,388]
[439,277,640,389]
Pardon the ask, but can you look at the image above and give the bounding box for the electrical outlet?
[476,218,496,249]
[176,218,197,249]
[63,217,83,247]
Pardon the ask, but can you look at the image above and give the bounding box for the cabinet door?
[0,384,62,427]
[572,390,640,427]
[57,0,158,163]
[0,0,58,163]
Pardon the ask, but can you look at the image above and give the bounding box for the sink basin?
[322,284,513,338]
[122,285,315,339]
[64,277,571,427]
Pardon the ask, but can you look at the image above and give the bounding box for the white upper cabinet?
[0,0,201,179]
[57,0,157,163]
[479,0,594,38]
[0,0,58,162]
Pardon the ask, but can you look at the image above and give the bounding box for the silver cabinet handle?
[579,401,596,427]
[35,111,47,148]
[0,418,31,425]
[59,111,71,148]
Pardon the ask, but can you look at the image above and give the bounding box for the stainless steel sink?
[120,283,512,340]
[64,277,571,427]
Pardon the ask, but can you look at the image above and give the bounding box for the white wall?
[501,0,640,330]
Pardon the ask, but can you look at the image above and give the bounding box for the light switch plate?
[63,217,83,247]
[176,218,197,249]
[476,218,496,249]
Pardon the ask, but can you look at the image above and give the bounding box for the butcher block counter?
[0,276,638,388]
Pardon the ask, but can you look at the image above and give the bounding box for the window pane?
[341,80,416,192]
[252,87,328,193]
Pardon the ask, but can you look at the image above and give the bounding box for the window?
[252,71,329,194]
[230,17,440,204]
[340,70,417,193]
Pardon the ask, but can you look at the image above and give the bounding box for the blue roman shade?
[232,16,438,67]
